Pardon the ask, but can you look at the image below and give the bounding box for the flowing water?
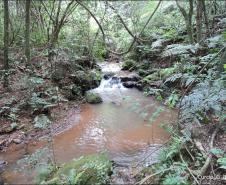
[1,62,176,184]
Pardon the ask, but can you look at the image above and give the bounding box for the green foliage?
[210,148,224,157]
[44,154,112,185]
[17,147,53,173]
[148,106,164,123]
[122,59,137,71]
[163,28,178,40]
[33,114,51,129]
[10,122,18,130]
[217,157,226,170]
[36,164,55,184]
[159,136,183,162]
[181,75,226,125]
[29,93,54,112]
[85,92,103,104]
[166,91,179,108]
[163,172,188,185]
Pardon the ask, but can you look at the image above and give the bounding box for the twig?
[184,144,195,161]
[199,126,219,176]
[133,138,172,168]
[179,153,200,185]
[137,167,172,185]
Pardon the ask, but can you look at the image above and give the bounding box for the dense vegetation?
[0,0,226,184]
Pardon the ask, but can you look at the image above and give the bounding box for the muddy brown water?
[1,62,176,184]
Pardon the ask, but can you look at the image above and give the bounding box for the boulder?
[103,72,115,80]
[122,81,136,88]
[85,92,103,104]
[52,61,72,82]
[70,70,101,92]
[119,73,141,82]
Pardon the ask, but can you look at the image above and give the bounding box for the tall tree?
[3,0,9,88]
[201,0,209,37]
[196,0,203,43]
[25,0,31,65]
[176,0,194,44]
[41,0,78,63]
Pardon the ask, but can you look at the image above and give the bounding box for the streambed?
[1,62,176,184]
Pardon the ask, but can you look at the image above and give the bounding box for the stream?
[1,62,176,184]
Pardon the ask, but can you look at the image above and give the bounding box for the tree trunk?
[176,0,194,44]
[201,0,209,37]
[3,0,9,89]
[196,0,203,43]
[25,0,31,66]
[186,18,194,44]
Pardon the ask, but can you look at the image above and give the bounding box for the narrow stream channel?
[1,62,176,184]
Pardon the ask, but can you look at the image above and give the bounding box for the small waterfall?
[91,62,127,103]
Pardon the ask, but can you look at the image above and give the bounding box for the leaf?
[210,148,224,156]
[33,114,51,129]
[217,157,226,169]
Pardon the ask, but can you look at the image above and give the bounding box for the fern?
[166,91,179,108]
[181,75,226,125]
[34,114,51,129]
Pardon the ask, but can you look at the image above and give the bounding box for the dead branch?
[199,126,219,176]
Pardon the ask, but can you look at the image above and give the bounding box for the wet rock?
[135,82,143,91]
[120,74,141,82]
[85,92,103,104]
[103,72,115,80]
[12,138,22,144]
[122,81,136,88]
[70,70,101,92]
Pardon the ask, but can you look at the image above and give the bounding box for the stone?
[119,73,141,82]
[13,138,22,144]
[122,81,136,88]
[103,72,115,80]
[85,92,103,104]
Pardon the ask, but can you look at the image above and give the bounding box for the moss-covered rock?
[85,92,103,104]
[121,59,136,71]
[43,154,112,185]
[71,70,101,93]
